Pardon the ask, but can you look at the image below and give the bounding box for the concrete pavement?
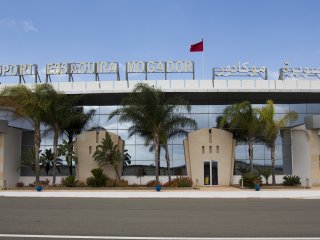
[1,189,320,199]
[0,198,320,238]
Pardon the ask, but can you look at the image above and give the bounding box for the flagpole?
[202,36,204,80]
[202,50,204,80]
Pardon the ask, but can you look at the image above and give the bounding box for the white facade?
[1,79,320,187]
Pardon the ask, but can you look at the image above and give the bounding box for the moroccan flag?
[190,39,203,52]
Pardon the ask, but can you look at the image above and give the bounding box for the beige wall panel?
[0,134,4,189]
[76,131,124,183]
[3,128,22,188]
[184,128,233,186]
[310,130,320,185]
[292,125,312,186]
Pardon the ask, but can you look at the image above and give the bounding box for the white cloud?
[0,18,16,28]
[0,18,38,32]
[21,20,38,32]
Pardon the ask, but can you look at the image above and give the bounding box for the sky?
[1,0,320,81]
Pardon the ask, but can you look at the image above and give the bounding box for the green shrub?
[164,177,193,187]
[16,182,24,187]
[61,176,79,187]
[129,183,140,187]
[35,178,50,186]
[106,178,115,187]
[114,179,129,187]
[86,168,109,187]
[283,175,301,186]
[146,180,161,187]
[105,178,128,187]
[241,172,262,188]
[78,182,86,187]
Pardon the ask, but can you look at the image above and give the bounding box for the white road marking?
[0,235,320,240]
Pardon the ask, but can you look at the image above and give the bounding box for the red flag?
[190,39,203,52]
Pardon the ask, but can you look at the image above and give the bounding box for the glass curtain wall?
[5,103,320,177]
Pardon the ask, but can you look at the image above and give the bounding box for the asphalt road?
[0,197,320,238]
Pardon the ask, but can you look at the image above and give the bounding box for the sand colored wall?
[0,121,22,189]
[291,125,320,186]
[76,130,124,183]
[0,133,4,189]
[3,128,22,188]
[291,125,311,186]
[184,128,234,186]
[310,130,320,185]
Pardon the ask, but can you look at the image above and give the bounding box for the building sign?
[126,61,194,80]
[212,62,268,80]
[3,60,320,84]
[0,64,39,83]
[279,62,320,80]
[46,62,120,82]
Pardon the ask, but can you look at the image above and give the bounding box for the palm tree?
[40,149,54,176]
[0,84,55,183]
[258,100,297,185]
[44,92,79,184]
[147,113,197,182]
[39,148,62,176]
[217,101,262,173]
[109,83,197,182]
[93,132,122,181]
[57,140,77,176]
[61,107,95,175]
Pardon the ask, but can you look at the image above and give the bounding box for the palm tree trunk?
[164,144,172,182]
[154,135,160,182]
[157,147,161,176]
[68,132,73,176]
[114,165,121,181]
[271,145,276,185]
[52,126,59,184]
[249,139,254,173]
[34,122,41,183]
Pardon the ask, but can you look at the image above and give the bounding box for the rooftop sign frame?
[45,62,120,82]
[126,61,195,80]
[279,62,320,80]
[212,62,268,80]
[0,64,40,83]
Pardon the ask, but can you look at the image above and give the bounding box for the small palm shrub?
[86,168,109,187]
[61,176,79,187]
[146,180,161,187]
[241,172,262,188]
[283,175,301,186]
[258,168,272,185]
[164,177,193,187]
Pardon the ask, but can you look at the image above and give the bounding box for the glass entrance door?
[203,161,218,186]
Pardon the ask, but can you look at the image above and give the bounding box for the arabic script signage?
[212,62,268,80]
[279,62,320,80]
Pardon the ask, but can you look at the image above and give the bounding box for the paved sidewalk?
[1,189,320,199]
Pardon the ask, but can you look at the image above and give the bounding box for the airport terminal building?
[0,61,320,188]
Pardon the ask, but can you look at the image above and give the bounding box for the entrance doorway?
[204,161,218,185]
